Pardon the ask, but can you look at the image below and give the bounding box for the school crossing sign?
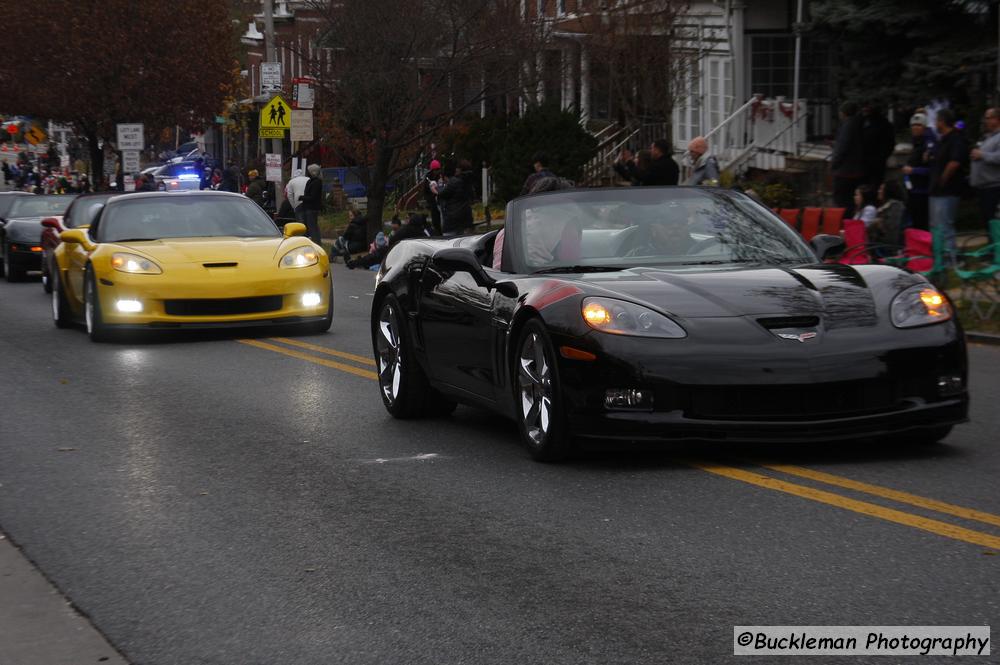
[259,94,291,138]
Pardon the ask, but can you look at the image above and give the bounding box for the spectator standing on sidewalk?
[901,112,936,230]
[423,160,443,236]
[300,164,324,245]
[970,107,1000,224]
[831,102,866,217]
[520,152,555,195]
[682,136,720,186]
[438,160,475,237]
[245,170,266,208]
[929,108,969,257]
[861,105,896,187]
[219,160,240,193]
[285,169,309,221]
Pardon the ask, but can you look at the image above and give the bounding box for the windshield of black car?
[8,195,75,218]
[66,196,113,228]
[99,196,281,242]
[515,188,814,272]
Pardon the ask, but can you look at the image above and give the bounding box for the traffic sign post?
[265,153,282,183]
[261,62,282,94]
[116,123,144,151]
[290,110,313,142]
[122,151,140,174]
[260,95,292,131]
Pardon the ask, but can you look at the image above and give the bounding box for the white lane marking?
[360,453,442,464]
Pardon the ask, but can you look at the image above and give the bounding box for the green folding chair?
[954,219,1000,321]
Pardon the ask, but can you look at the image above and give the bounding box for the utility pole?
[263,0,285,210]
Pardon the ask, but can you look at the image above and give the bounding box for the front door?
[418,263,498,402]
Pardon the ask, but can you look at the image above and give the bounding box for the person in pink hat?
[422,159,443,235]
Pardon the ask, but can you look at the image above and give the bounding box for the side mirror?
[433,247,517,296]
[810,233,846,261]
[41,217,61,230]
[60,229,96,252]
[283,222,307,238]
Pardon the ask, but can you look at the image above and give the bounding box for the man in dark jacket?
[299,163,324,245]
[520,152,555,195]
[617,139,679,187]
[219,160,240,193]
[332,209,368,261]
[245,169,266,208]
[438,160,475,236]
[831,102,865,216]
[423,160,443,236]
[861,105,896,187]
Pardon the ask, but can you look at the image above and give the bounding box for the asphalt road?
[0,266,997,665]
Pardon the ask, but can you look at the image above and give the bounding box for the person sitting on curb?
[331,209,368,262]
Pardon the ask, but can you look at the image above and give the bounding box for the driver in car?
[625,219,698,257]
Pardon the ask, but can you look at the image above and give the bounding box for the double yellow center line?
[238,336,1000,552]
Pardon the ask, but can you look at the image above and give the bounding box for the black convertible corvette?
[370,187,967,461]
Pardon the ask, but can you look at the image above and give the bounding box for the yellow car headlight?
[111,252,162,274]
[280,246,319,269]
[890,284,953,328]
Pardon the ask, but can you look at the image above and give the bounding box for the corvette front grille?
[686,379,900,421]
[163,296,283,316]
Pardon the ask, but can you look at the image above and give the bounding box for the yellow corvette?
[51,191,333,342]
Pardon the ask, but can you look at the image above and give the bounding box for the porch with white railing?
[582,95,810,185]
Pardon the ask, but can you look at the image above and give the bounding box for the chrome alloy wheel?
[376,302,402,404]
[518,332,552,446]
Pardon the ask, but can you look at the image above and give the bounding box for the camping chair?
[801,208,822,241]
[838,220,872,264]
[777,208,800,231]
[821,208,846,236]
[882,227,949,285]
[953,219,1000,320]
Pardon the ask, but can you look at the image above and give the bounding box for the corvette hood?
[579,264,884,327]
[111,237,291,266]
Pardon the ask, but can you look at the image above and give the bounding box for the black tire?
[372,294,455,419]
[84,268,113,343]
[512,319,573,462]
[3,244,24,282]
[0,242,5,278]
[51,268,73,329]
[297,279,334,335]
[41,255,53,294]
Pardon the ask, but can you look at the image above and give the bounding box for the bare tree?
[307,0,541,239]
[581,0,698,147]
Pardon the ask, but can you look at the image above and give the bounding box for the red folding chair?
[903,228,934,273]
[801,208,822,241]
[778,208,800,231]
[838,220,871,264]
[821,208,846,236]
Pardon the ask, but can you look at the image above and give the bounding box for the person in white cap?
[901,111,936,230]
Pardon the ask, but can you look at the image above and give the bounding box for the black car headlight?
[582,297,686,338]
[890,284,953,328]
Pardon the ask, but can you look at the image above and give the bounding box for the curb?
[966,331,1000,346]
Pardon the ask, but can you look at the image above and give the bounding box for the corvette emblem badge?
[777,331,818,343]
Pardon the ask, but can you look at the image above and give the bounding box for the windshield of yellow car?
[99,196,281,242]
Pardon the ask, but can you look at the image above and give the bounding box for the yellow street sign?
[24,125,47,146]
[260,94,291,130]
[259,128,284,138]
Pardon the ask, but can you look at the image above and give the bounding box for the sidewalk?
[0,530,126,665]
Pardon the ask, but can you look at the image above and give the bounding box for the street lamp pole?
[791,0,804,156]
[263,0,285,210]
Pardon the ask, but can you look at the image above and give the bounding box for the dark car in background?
[40,193,115,293]
[0,194,75,281]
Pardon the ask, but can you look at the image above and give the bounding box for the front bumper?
[553,323,968,443]
[96,267,331,327]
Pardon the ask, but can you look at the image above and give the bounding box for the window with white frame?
[706,57,733,133]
